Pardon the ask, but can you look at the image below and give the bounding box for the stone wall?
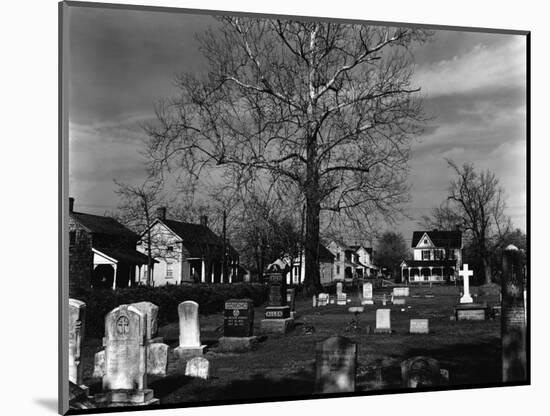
[69,217,93,295]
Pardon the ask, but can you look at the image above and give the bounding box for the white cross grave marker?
[459,264,473,304]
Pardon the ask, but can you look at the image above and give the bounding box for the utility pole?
[222,209,227,283]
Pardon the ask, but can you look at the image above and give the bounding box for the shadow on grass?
[403,339,501,385]
[215,369,315,400]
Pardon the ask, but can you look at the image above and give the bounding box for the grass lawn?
[80,285,501,406]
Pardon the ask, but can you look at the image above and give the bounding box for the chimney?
[156,207,166,221]
[200,215,208,228]
[69,197,74,213]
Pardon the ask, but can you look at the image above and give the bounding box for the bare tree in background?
[418,200,463,231]
[145,18,431,294]
[445,160,511,284]
[114,179,163,286]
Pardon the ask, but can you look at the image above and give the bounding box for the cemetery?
[71,277,510,409]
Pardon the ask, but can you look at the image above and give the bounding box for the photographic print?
[60,1,529,413]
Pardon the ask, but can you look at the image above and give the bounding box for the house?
[287,244,335,286]
[349,245,379,279]
[327,240,361,282]
[68,197,150,292]
[136,207,240,285]
[400,230,462,284]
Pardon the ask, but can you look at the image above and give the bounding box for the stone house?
[400,230,462,284]
[136,208,240,285]
[68,197,149,293]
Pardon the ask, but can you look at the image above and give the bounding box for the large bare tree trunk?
[303,132,322,296]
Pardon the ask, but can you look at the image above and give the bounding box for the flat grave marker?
[315,336,357,393]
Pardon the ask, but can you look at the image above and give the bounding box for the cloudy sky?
[67,5,527,242]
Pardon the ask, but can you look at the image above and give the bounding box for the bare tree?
[145,18,431,294]
[114,179,163,286]
[418,200,463,231]
[446,160,511,284]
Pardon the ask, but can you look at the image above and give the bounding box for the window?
[434,249,444,260]
[422,250,431,260]
[69,231,76,245]
[166,262,174,278]
[336,265,340,274]
[167,246,173,252]
[336,253,340,261]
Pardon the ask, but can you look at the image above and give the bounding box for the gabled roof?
[70,211,137,239]
[318,244,336,261]
[93,247,151,265]
[350,245,373,255]
[329,239,352,251]
[154,218,238,258]
[411,230,461,249]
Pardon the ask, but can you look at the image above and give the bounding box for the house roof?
[318,244,336,261]
[159,219,238,258]
[411,231,462,248]
[94,247,151,265]
[70,212,138,239]
[350,245,373,255]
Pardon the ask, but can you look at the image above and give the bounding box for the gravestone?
[455,304,489,320]
[185,357,210,380]
[147,343,169,376]
[392,297,406,305]
[69,299,86,387]
[336,282,343,296]
[312,295,317,307]
[130,301,162,343]
[409,319,429,334]
[93,350,105,378]
[393,287,410,297]
[315,336,357,393]
[218,299,257,352]
[382,293,387,306]
[337,292,347,306]
[174,301,206,359]
[260,264,294,334]
[94,304,158,406]
[361,282,374,305]
[69,381,96,410]
[287,288,297,318]
[318,293,329,307]
[401,356,442,388]
[501,245,527,382]
[374,309,391,334]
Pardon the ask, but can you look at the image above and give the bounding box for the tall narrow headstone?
[287,288,296,318]
[361,282,373,305]
[95,304,158,406]
[315,336,357,393]
[69,299,86,386]
[174,301,206,359]
[336,282,343,297]
[501,245,527,383]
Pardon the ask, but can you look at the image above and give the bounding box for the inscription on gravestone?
[185,357,210,380]
[315,336,357,393]
[224,299,254,337]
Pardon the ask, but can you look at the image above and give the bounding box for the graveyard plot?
[79,285,502,405]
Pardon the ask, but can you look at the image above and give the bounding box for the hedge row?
[71,283,269,338]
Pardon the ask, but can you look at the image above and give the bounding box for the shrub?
[71,283,269,338]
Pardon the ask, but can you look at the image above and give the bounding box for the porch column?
[112,263,118,290]
[441,267,444,281]
[201,260,206,283]
[429,266,433,280]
